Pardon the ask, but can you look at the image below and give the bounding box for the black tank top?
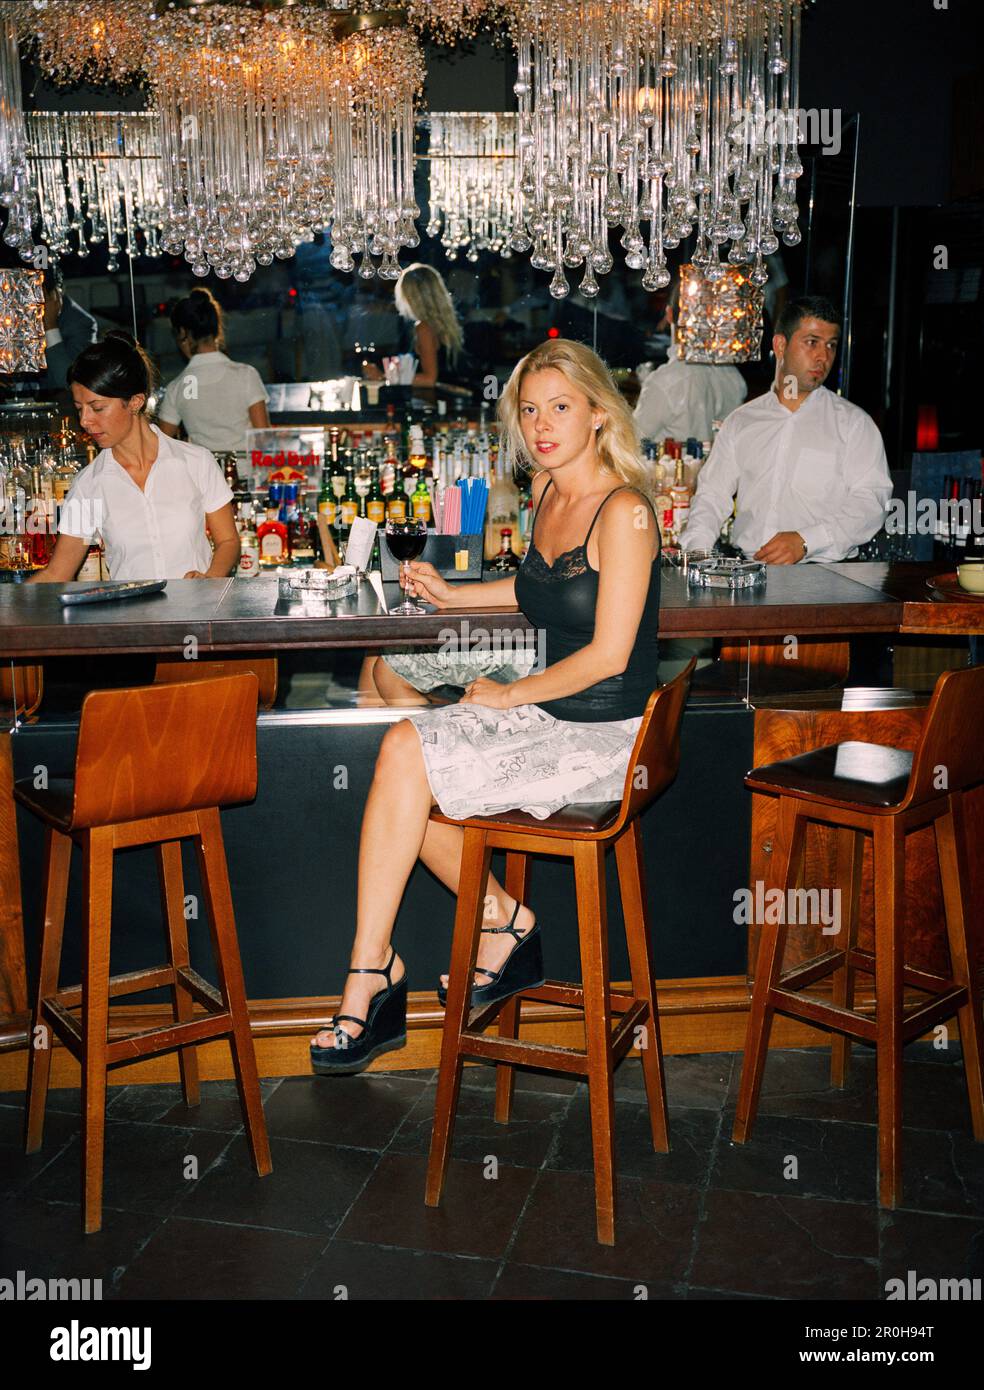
[514,479,661,722]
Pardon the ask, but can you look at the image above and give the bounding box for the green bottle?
[366,464,386,527]
[340,466,359,537]
[317,464,336,532]
[411,472,432,525]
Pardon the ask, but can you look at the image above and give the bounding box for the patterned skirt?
[382,647,536,692]
[408,701,641,821]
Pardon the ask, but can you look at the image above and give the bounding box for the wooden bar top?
[0,562,978,658]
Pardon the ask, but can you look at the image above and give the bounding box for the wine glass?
[385,518,428,615]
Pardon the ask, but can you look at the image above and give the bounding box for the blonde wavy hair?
[497,338,649,494]
[394,263,463,365]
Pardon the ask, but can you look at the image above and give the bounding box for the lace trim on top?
[522,541,589,582]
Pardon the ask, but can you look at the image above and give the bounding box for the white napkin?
[345,517,376,573]
[367,570,388,614]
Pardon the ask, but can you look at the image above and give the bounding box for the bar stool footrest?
[458,1032,589,1074]
[523,979,637,1012]
[53,964,181,1009]
[40,965,235,1065]
[105,1012,235,1064]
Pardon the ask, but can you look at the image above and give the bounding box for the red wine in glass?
[385,520,427,614]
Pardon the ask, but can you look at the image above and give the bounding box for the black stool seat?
[432,800,621,836]
[13,778,75,829]
[746,740,913,809]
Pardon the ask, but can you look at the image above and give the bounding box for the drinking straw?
[443,484,460,535]
[457,477,488,535]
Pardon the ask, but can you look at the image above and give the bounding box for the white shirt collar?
[765,382,828,416]
[186,351,230,367]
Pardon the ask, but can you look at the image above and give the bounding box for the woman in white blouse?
[157,289,270,454]
[34,331,241,583]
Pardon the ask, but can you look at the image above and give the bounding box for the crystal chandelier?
[501,0,805,298]
[16,0,153,87]
[148,4,340,282]
[426,113,517,263]
[323,20,425,279]
[27,113,165,271]
[0,10,37,265]
[677,262,763,363]
[146,4,423,283]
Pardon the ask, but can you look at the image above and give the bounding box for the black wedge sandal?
[436,901,544,1011]
[311,947,407,1076]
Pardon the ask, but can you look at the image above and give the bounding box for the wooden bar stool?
[1,661,44,720]
[155,656,278,711]
[733,664,984,1207]
[425,660,695,1245]
[15,673,272,1233]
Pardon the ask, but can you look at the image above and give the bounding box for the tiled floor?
[2,1044,983,1301]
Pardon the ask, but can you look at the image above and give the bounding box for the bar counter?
[1,559,982,1093]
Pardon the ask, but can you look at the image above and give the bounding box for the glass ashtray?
[687,557,767,590]
[277,567,356,605]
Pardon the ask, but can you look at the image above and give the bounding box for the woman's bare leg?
[312,719,428,1048]
[372,657,430,707]
[418,819,536,990]
[356,655,384,706]
[311,723,536,1051]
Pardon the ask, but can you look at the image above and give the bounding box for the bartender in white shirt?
[680,296,892,563]
[157,288,271,454]
[634,284,747,442]
[32,331,241,583]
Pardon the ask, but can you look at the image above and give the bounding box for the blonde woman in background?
[364,262,463,389]
[311,338,662,1074]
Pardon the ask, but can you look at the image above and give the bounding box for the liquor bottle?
[317,463,336,531]
[954,478,974,560]
[329,429,347,509]
[52,453,77,505]
[354,450,372,518]
[932,476,950,564]
[238,505,260,578]
[411,471,432,525]
[366,465,386,527]
[670,458,692,540]
[290,492,316,564]
[485,449,520,559]
[222,454,241,496]
[340,466,360,535]
[26,466,52,568]
[407,425,428,481]
[257,506,290,565]
[653,469,675,545]
[968,480,984,559]
[488,528,520,573]
[517,477,534,555]
[380,430,399,500]
[386,484,408,524]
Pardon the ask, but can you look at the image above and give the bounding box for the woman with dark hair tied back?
[157,288,271,454]
[31,329,241,584]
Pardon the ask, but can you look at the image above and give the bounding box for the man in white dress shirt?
[680,296,892,563]
[634,290,747,443]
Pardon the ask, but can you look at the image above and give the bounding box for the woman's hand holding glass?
[403,560,456,609]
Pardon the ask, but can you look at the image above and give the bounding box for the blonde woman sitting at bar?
[311,339,661,1073]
